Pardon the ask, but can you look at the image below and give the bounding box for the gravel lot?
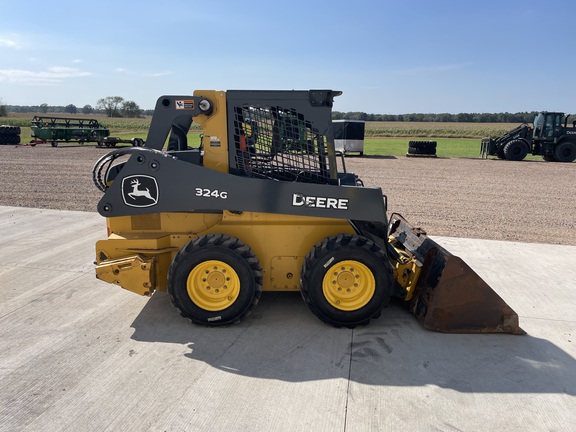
[1,144,574,245]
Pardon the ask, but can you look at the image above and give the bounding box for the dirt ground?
[0,144,574,245]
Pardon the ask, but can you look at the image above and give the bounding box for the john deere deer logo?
[122,175,159,207]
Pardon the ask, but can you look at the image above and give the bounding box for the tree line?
[332,111,536,123]
[2,96,537,124]
[2,97,154,118]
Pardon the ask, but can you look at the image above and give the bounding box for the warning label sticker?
[175,100,194,110]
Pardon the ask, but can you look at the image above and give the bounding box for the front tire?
[300,234,393,328]
[503,140,528,161]
[168,234,263,326]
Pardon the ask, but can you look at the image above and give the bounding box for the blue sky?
[1,0,575,114]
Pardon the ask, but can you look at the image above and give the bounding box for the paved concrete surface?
[0,205,574,432]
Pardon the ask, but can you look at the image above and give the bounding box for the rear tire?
[300,234,393,328]
[168,234,262,326]
[553,141,576,163]
[542,154,556,162]
[503,140,528,161]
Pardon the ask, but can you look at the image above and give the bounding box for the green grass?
[364,138,477,157]
[363,137,542,160]
[364,121,517,138]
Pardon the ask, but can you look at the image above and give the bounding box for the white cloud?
[114,68,172,77]
[0,36,18,48]
[0,67,92,84]
[144,70,172,77]
[47,66,89,75]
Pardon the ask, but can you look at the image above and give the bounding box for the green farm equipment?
[30,116,111,147]
[29,116,145,147]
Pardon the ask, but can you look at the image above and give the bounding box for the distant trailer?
[333,120,365,156]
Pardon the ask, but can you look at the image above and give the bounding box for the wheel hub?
[206,272,225,288]
[187,260,240,311]
[323,260,375,311]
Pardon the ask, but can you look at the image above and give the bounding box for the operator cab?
[533,112,564,139]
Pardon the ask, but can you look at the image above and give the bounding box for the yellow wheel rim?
[322,260,375,311]
[187,260,240,311]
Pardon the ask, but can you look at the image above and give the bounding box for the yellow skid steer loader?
[93,90,523,334]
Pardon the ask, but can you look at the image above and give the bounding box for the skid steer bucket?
[388,215,524,334]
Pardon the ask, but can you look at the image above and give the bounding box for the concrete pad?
[0,206,574,431]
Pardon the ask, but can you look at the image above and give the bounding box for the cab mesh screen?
[232,105,330,183]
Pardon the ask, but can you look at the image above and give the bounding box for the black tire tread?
[0,134,21,144]
[553,141,576,163]
[168,234,263,326]
[407,140,437,155]
[503,139,528,161]
[300,233,393,328]
[407,146,436,155]
[0,125,21,135]
[408,140,437,150]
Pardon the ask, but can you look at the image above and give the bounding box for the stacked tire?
[407,140,437,157]
[0,125,21,145]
